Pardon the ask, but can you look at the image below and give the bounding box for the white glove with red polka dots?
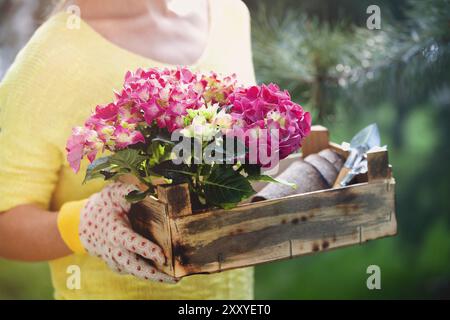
[79,182,178,284]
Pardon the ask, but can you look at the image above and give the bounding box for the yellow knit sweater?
[0,0,255,299]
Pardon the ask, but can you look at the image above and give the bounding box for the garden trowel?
[333,123,380,187]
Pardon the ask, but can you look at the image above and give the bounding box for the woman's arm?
[0,205,71,261]
[0,22,73,262]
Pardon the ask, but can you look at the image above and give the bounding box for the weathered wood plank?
[157,184,192,217]
[169,179,396,276]
[128,197,175,275]
[367,148,390,182]
[328,142,349,159]
[302,125,329,157]
[361,179,397,242]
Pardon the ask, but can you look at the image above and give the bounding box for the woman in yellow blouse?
[0,0,256,299]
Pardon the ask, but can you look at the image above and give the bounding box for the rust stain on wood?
[172,215,383,266]
[173,241,191,266]
[167,187,188,214]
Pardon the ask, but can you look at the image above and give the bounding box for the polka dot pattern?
[79,182,178,284]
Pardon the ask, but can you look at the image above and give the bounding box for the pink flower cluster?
[66,67,236,172]
[229,83,311,162]
[66,67,311,173]
[116,67,236,132]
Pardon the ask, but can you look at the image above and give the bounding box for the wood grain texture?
[302,125,329,158]
[128,196,175,275]
[157,184,192,217]
[367,149,390,182]
[328,142,350,159]
[168,178,396,277]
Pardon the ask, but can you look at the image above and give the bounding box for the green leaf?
[247,174,297,189]
[141,174,172,185]
[275,178,297,190]
[104,149,148,184]
[152,132,175,146]
[241,164,296,189]
[110,149,147,169]
[148,140,173,167]
[247,174,279,183]
[241,164,261,177]
[204,165,255,209]
[151,161,192,184]
[125,190,149,203]
[83,156,112,183]
[101,170,119,181]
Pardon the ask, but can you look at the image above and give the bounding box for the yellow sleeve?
[0,34,62,212]
[235,0,257,86]
[57,199,87,254]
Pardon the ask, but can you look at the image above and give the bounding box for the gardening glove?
[58,182,178,283]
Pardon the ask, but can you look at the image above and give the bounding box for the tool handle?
[333,167,352,188]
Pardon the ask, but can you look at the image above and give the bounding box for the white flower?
[182,104,229,142]
[214,109,233,130]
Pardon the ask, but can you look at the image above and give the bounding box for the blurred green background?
[0,0,449,299]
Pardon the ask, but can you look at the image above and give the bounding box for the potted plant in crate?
[66,67,396,278]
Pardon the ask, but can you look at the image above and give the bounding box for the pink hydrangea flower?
[66,68,311,173]
[113,126,145,149]
[66,67,236,172]
[66,127,102,172]
[112,68,236,133]
[229,83,311,165]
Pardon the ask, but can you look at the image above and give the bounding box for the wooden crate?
[128,126,397,278]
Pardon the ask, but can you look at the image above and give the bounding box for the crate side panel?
[361,180,397,242]
[170,180,396,276]
[291,179,395,255]
[129,198,175,276]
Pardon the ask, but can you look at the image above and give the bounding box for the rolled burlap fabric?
[251,149,344,202]
[304,154,337,186]
[318,148,344,171]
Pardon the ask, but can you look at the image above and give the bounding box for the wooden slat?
[367,148,390,182]
[301,125,329,157]
[157,184,192,217]
[361,179,397,241]
[128,196,175,275]
[168,178,396,277]
[328,142,349,159]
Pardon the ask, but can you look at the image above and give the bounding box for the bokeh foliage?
[246,0,450,299]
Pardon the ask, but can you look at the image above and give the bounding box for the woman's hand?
[80,182,178,284]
